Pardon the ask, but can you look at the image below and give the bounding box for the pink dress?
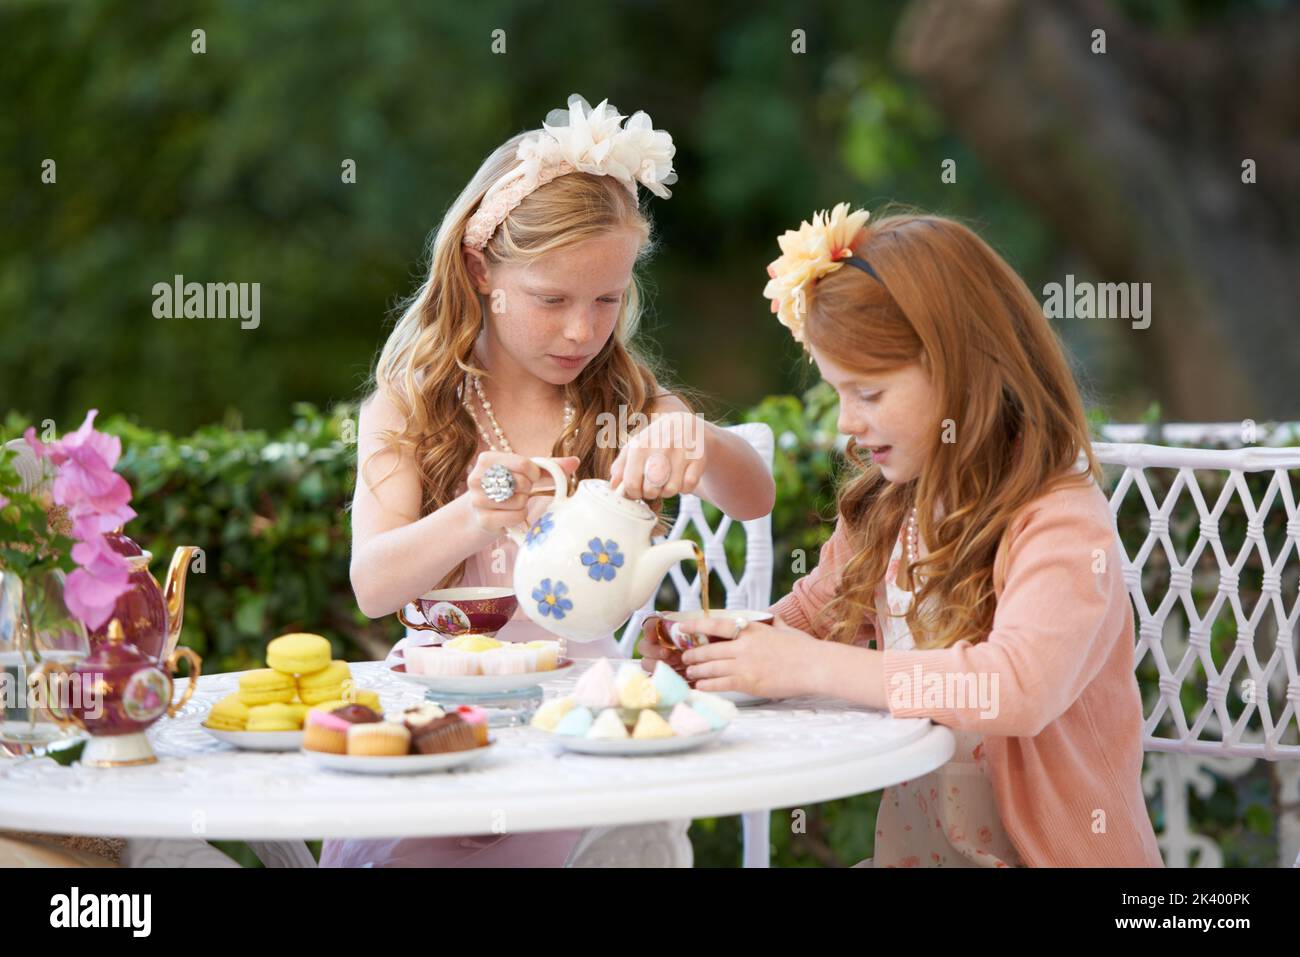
[856,522,1020,868]
[320,489,621,868]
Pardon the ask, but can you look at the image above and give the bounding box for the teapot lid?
[79,619,150,670]
[577,479,656,522]
[104,529,145,558]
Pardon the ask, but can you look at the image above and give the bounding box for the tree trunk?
[895,0,1300,420]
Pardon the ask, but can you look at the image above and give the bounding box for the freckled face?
[809,343,941,484]
[482,229,641,385]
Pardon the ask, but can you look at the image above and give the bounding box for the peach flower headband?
[761,203,875,347]
[462,94,677,250]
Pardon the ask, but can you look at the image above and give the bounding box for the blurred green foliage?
[1,0,1064,435]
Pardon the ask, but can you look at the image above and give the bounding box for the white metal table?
[0,660,954,865]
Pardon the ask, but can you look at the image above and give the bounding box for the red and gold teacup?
[397,587,517,640]
[654,609,774,652]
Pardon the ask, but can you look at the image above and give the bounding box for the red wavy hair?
[804,211,1099,649]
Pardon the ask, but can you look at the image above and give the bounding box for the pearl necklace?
[905,505,920,574]
[461,374,576,454]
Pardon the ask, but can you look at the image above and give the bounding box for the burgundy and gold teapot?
[94,530,197,664]
[34,619,201,767]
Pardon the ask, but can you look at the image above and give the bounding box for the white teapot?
[508,457,697,642]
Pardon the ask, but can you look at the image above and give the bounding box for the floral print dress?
[859,523,1021,868]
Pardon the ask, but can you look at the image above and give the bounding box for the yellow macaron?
[308,699,347,714]
[245,702,303,732]
[238,668,297,706]
[205,694,250,731]
[308,691,380,711]
[266,633,332,676]
[350,689,381,711]
[284,702,311,724]
[334,686,381,711]
[296,660,352,705]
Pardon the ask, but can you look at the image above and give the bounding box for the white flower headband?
[762,202,875,346]
[463,94,678,250]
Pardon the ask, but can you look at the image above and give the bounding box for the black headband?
[841,255,882,284]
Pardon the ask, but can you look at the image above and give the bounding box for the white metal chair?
[599,421,775,868]
[676,429,1300,869]
[1094,440,1300,867]
[565,422,776,867]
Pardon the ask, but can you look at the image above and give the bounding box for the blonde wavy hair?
[806,211,1099,649]
[362,132,679,588]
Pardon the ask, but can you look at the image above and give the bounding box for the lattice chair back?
[1093,442,1300,760]
[617,423,775,658]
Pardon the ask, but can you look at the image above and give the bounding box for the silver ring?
[480,464,516,503]
[731,616,748,639]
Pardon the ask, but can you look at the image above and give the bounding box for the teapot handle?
[165,647,203,718]
[506,457,571,546]
[529,457,570,503]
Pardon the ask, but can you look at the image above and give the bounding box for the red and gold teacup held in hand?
[397,587,518,641]
[654,609,775,652]
[31,619,202,767]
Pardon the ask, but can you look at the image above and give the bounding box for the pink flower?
[65,532,131,630]
[23,427,45,460]
[24,410,134,630]
[39,412,134,528]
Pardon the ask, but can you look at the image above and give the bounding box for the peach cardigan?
[772,478,1164,867]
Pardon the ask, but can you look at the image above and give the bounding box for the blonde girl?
[322,95,773,868]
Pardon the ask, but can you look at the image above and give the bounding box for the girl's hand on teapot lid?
[608,411,707,502]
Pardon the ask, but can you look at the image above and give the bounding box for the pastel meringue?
[588,708,630,739]
[688,689,738,721]
[651,660,689,707]
[554,706,594,737]
[631,708,674,740]
[686,691,736,730]
[531,695,576,732]
[573,658,620,709]
[668,702,711,736]
[615,661,645,690]
[618,672,659,709]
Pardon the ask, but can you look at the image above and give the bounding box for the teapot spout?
[631,539,699,611]
[163,546,197,660]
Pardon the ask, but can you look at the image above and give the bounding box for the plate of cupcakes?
[391,635,574,693]
[202,633,382,751]
[302,702,494,774]
[530,658,735,756]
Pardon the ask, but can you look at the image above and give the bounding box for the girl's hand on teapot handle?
[467,453,579,535]
[609,411,707,501]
